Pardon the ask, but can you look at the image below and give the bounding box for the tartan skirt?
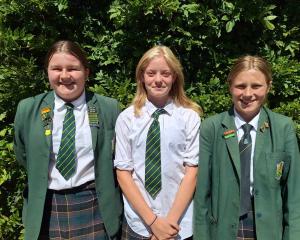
[237,198,256,240]
[39,181,108,240]
[121,219,150,240]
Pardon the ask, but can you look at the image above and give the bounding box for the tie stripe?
[56,103,76,180]
[145,108,166,198]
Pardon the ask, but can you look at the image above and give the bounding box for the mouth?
[240,99,255,107]
[59,82,76,90]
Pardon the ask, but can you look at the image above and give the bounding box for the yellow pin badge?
[260,121,269,133]
[275,161,284,180]
[40,106,52,136]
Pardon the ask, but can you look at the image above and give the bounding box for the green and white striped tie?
[145,108,166,198]
[56,103,76,180]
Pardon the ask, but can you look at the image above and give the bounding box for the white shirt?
[234,109,260,195]
[48,92,95,190]
[114,100,201,239]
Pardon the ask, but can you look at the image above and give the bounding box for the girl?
[14,40,122,240]
[114,45,202,240]
[194,55,300,240]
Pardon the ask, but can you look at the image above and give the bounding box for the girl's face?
[230,69,271,122]
[143,56,174,107]
[47,52,89,102]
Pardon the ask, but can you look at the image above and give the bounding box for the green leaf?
[264,19,275,30]
[265,15,277,21]
[226,20,235,32]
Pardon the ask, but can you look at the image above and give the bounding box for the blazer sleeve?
[193,118,214,240]
[13,99,29,168]
[282,119,300,239]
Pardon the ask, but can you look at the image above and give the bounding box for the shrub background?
[0,0,299,239]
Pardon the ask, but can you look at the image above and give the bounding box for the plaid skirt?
[237,198,256,240]
[39,181,108,240]
[121,220,150,240]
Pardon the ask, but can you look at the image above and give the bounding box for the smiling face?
[47,52,89,102]
[230,69,271,122]
[142,56,174,107]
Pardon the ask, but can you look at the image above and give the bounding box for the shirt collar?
[234,108,260,131]
[145,98,174,117]
[54,90,86,111]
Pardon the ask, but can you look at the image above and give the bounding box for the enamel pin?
[41,106,52,135]
[276,161,284,180]
[224,129,235,139]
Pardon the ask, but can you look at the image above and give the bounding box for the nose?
[154,73,162,82]
[61,69,70,79]
[244,87,253,97]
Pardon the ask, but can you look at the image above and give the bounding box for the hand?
[150,235,158,240]
[150,217,179,240]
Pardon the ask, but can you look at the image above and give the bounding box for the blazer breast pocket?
[266,152,290,187]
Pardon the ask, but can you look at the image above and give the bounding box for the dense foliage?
[0,0,299,239]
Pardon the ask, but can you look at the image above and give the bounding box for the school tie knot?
[241,123,252,144]
[152,108,166,121]
[65,102,74,110]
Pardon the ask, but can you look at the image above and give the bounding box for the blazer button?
[256,212,262,218]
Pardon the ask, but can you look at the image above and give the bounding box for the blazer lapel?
[222,108,241,181]
[40,91,55,149]
[86,92,103,151]
[253,107,270,165]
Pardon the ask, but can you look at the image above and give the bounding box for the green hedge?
[0,0,299,239]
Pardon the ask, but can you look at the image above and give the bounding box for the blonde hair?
[132,45,202,116]
[227,55,272,86]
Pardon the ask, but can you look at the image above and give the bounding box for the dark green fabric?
[14,91,122,240]
[194,107,300,240]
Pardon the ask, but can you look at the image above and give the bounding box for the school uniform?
[114,100,201,239]
[14,91,122,240]
[193,106,300,240]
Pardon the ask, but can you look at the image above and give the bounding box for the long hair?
[227,55,272,86]
[132,45,202,116]
[44,40,89,70]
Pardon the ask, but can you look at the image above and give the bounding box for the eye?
[252,84,263,89]
[235,84,246,89]
[68,66,81,71]
[145,71,155,77]
[49,67,62,71]
[162,71,172,77]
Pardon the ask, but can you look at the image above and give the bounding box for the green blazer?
[194,107,300,240]
[14,91,123,240]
